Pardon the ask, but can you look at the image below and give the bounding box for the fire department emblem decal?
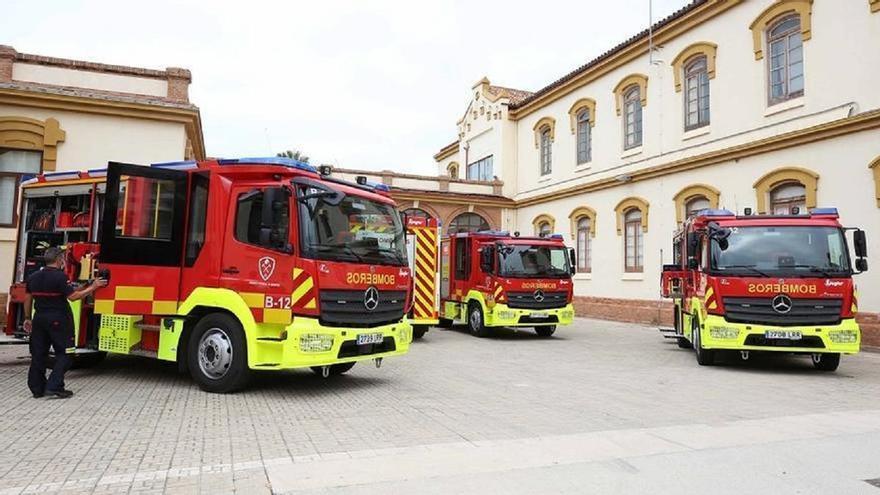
[258,257,276,281]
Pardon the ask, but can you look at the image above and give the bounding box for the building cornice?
[514,109,880,208]
[0,86,205,160]
[433,140,459,161]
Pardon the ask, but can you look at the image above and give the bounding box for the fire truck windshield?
[497,244,571,278]
[711,226,850,277]
[298,190,407,266]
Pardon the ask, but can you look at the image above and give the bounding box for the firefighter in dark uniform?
[22,247,107,399]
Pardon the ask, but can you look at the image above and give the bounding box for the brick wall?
[573,295,880,349]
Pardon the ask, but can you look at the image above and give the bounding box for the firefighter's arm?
[22,293,33,333]
[67,278,108,302]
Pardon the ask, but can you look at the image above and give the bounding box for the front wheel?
[468,303,491,338]
[535,325,556,337]
[812,353,840,372]
[187,313,250,393]
[311,362,356,376]
[693,318,715,366]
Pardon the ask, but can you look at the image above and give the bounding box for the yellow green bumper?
[700,315,860,354]
[484,303,574,328]
[249,317,412,370]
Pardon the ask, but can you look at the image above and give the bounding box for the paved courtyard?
[1,318,879,494]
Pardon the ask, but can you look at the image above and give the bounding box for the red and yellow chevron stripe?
[412,226,438,321]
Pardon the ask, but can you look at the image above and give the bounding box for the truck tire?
[675,309,692,349]
[311,362,356,376]
[187,313,250,393]
[693,318,715,366]
[535,325,556,337]
[468,303,491,338]
[811,353,840,372]
[412,325,428,340]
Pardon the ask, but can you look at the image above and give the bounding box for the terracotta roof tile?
[0,80,199,111]
[487,85,534,105]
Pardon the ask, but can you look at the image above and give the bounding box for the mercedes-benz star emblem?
[772,294,793,314]
[534,290,545,302]
[364,286,380,311]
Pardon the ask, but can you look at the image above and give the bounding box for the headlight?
[828,330,858,344]
[498,310,516,320]
[299,333,334,352]
[709,327,740,339]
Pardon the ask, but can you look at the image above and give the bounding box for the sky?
[2,0,690,175]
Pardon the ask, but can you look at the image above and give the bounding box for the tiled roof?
[510,0,708,110]
[487,85,534,105]
[0,80,199,111]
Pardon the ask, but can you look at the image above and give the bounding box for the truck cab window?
[184,174,209,266]
[454,238,470,280]
[235,188,289,250]
[118,177,176,240]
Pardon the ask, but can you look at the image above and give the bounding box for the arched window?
[576,109,591,164]
[624,209,643,272]
[448,212,489,235]
[683,56,710,130]
[540,127,552,175]
[769,182,806,214]
[403,208,431,219]
[576,217,592,273]
[447,162,459,179]
[623,86,643,149]
[536,221,552,237]
[767,15,804,104]
[685,196,711,218]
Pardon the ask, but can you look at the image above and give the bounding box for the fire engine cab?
[661,208,868,371]
[439,231,576,337]
[5,158,414,392]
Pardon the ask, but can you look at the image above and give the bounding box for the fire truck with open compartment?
[438,231,576,337]
[4,157,414,392]
[660,207,868,371]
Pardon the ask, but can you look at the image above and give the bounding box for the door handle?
[222,266,239,275]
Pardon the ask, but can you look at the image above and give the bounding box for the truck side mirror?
[260,187,288,250]
[568,247,577,275]
[854,229,867,258]
[480,246,494,273]
[855,258,868,272]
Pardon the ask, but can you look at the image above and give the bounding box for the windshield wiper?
[309,243,366,263]
[786,264,837,277]
[718,264,770,277]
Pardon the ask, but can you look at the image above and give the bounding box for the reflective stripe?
[115,286,155,301]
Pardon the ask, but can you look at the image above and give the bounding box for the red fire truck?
[4,158,414,392]
[660,208,868,371]
[404,216,440,339]
[439,231,576,337]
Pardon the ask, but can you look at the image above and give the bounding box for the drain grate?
[865,478,880,489]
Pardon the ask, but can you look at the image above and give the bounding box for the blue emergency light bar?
[698,208,735,217]
[549,234,564,240]
[151,160,198,170]
[810,207,838,215]
[217,157,317,173]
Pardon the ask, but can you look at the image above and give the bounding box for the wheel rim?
[469,308,481,332]
[198,327,233,380]
[693,321,701,354]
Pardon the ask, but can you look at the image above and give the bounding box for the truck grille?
[722,297,843,327]
[319,290,406,328]
[506,291,568,310]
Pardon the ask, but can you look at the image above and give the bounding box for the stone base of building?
[572,295,880,349]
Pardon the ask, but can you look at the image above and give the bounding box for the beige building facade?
[0,45,204,315]
[434,0,880,342]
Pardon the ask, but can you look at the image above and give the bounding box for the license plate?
[356,333,384,345]
[530,312,548,318]
[765,330,802,340]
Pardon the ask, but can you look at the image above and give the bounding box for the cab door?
[219,184,296,325]
[97,162,188,315]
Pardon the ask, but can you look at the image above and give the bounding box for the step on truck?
[4,158,414,392]
[439,231,576,337]
[660,207,868,371]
